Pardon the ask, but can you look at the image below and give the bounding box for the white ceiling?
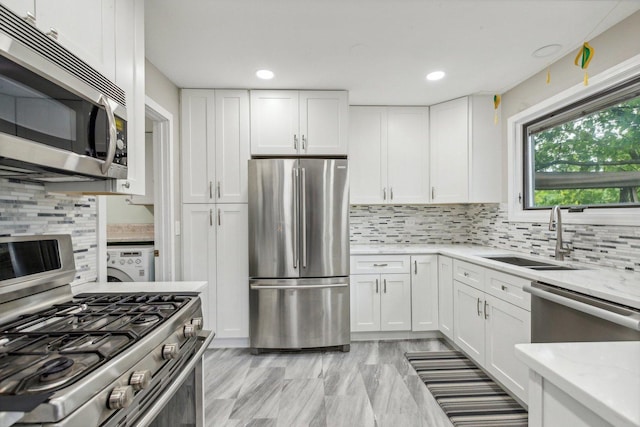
[145,0,640,106]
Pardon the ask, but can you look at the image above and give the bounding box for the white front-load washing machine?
[107,245,155,282]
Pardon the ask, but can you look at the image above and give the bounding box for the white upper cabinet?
[215,90,250,203]
[429,95,501,203]
[348,107,388,204]
[349,106,429,204]
[7,0,117,81]
[181,90,215,203]
[250,90,348,156]
[387,107,430,203]
[181,89,250,203]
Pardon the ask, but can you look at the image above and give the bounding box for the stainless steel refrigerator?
[248,158,350,352]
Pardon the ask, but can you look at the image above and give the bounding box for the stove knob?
[184,323,201,338]
[129,370,151,391]
[108,385,134,410]
[191,317,204,330]
[161,343,179,360]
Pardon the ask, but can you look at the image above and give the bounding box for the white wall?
[500,10,640,200]
[144,58,182,278]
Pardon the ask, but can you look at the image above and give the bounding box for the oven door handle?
[523,285,640,331]
[134,330,214,427]
[250,283,348,290]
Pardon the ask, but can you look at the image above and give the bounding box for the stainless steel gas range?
[0,235,214,426]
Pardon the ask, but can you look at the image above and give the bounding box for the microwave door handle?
[99,95,117,174]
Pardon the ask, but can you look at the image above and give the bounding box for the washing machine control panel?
[107,246,155,282]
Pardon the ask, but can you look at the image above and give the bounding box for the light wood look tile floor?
[204,339,455,427]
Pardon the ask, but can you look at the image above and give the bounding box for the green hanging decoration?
[493,94,501,124]
[574,42,594,86]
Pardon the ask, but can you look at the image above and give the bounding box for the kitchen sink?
[482,255,582,271]
[483,256,555,267]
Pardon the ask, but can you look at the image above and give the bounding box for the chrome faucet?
[549,205,570,261]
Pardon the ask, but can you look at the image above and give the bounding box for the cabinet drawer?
[484,269,531,311]
[453,260,484,289]
[350,255,410,274]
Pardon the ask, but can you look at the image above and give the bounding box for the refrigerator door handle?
[293,167,299,269]
[301,167,307,269]
[250,283,348,290]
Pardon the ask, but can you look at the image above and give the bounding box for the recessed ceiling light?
[532,44,562,58]
[256,69,275,80]
[426,71,445,81]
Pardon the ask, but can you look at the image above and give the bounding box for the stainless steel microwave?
[0,4,128,182]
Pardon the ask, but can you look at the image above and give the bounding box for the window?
[523,76,640,209]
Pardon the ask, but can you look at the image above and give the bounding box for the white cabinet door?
[380,274,412,331]
[182,204,216,332]
[1,0,34,17]
[438,256,454,339]
[411,255,439,331]
[453,280,485,364]
[429,97,469,203]
[181,90,215,203]
[113,0,144,196]
[485,294,531,403]
[250,90,299,155]
[350,274,381,332]
[387,107,430,204]
[37,0,116,81]
[215,204,249,339]
[348,107,387,204]
[215,90,249,203]
[299,91,348,155]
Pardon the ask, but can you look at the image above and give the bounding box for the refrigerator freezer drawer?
[249,279,350,350]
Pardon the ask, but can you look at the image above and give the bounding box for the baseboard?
[210,337,249,348]
[350,330,442,341]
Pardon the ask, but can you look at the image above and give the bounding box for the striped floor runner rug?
[406,350,528,427]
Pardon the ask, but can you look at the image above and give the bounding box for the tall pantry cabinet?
[180,89,250,346]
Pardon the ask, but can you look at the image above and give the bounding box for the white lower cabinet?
[485,294,531,402]
[182,204,248,342]
[350,273,412,332]
[437,256,454,338]
[453,275,531,403]
[411,255,439,331]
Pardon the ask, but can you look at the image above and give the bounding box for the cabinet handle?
[209,181,213,199]
[302,135,306,150]
[384,279,387,293]
[390,187,394,201]
[414,260,417,274]
[432,187,435,200]
[477,298,482,316]
[24,11,36,25]
[46,27,58,40]
[375,279,379,294]
[484,301,489,319]
[383,188,387,200]
[217,208,221,226]
[463,272,470,277]
[294,135,298,150]
[209,209,213,226]
[373,263,388,267]
[501,285,508,291]
[217,181,221,199]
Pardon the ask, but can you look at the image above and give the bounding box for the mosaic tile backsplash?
[350,204,640,272]
[0,179,98,284]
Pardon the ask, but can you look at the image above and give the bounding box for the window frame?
[508,53,640,226]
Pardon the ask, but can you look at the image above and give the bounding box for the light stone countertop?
[71,281,207,295]
[515,341,640,427]
[350,244,640,309]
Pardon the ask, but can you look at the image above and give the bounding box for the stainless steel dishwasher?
[524,281,640,342]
